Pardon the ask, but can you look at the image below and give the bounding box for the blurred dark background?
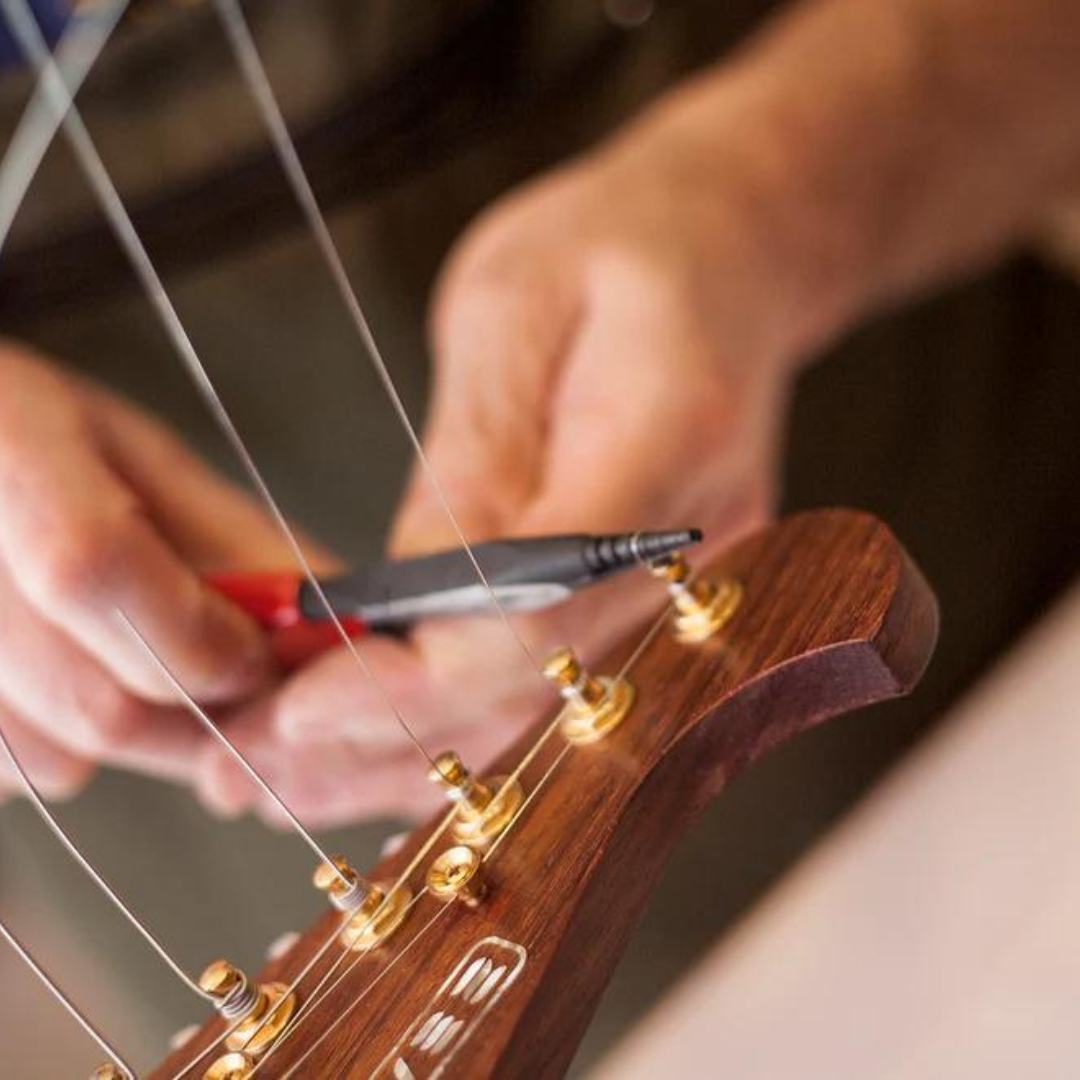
[0,0,1077,1074]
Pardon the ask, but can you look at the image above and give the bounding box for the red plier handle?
[205,571,367,670]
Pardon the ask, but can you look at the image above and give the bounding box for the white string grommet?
[265,931,301,963]
[168,1023,201,1052]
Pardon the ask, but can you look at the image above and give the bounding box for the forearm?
[618,0,1080,355]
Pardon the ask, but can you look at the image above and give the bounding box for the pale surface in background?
[595,583,1080,1080]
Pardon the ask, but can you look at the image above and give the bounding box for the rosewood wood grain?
[152,509,938,1080]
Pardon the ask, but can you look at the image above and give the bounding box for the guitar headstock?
[153,509,937,1079]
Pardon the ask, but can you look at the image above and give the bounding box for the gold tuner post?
[542,646,636,745]
[427,845,487,908]
[198,960,295,1057]
[428,750,524,849]
[648,552,742,643]
[203,1051,255,1080]
[312,857,412,953]
[311,854,370,912]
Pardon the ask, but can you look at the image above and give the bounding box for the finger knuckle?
[23,512,139,610]
[40,759,94,801]
[73,680,145,751]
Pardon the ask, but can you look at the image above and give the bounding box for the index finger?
[0,409,272,705]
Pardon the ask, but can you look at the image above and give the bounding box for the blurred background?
[0,0,1078,1076]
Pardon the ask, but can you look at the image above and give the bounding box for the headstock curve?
[152,508,937,1080]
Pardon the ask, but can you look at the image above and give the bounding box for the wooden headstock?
[153,509,937,1079]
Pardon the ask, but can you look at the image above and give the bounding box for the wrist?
[598,68,865,371]
[617,0,1080,364]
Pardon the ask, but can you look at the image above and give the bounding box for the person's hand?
[196,101,820,828]
[0,343,299,801]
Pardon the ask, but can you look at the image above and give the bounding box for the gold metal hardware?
[338,882,414,953]
[203,1052,254,1080]
[427,845,486,907]
[542,646,636,744]
[428,750,524,848]
[222,982,295,1055]
[198,960,296,1056]
[88,1066,124,1080]
[312,855,367,910]
[313,856,412,952]
[648,553,742,642]
[198,959,245,1000]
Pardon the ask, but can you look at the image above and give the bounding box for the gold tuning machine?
[542,646,636,744]
[311,853,378,913]
[312,856,412,953]
[648,552,742,643]
[427,845,487,908]
[198,960,295,1057]
[88,1066,126,1080]
[428,750,524,849]
[203,1051,255,1080]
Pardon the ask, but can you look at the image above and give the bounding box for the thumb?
[518,279,778,545]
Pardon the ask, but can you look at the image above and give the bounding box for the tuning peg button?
[427,845,487,908]
[203,1052,254,1080]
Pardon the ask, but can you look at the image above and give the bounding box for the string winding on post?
[199,960,297,1057]
[428,750,525,849]
[648,551,743,643]
[312,856,414,953]
[543,646,637,745]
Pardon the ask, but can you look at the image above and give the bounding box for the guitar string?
[229,804,461,1078]
[166,515,681,1065]
[210,0,548,683]
[246,888,433,1079]
[279,903,454,1080]
[0,0,438,772]
[255,601,676,1074]
[0,0,126,252]
[170,802,459,1078]
[2,7,694,1068]
[166,909,353,1080]
[483,600,672,864]
[0,915,135,1078]
[0,8,563,1065]
[244,609,669,1071]
[206,21,702,1054]
[0,10,376,1020]
[117,609,350,886]
[0,718,213,1001]
[220,511,685,1067]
